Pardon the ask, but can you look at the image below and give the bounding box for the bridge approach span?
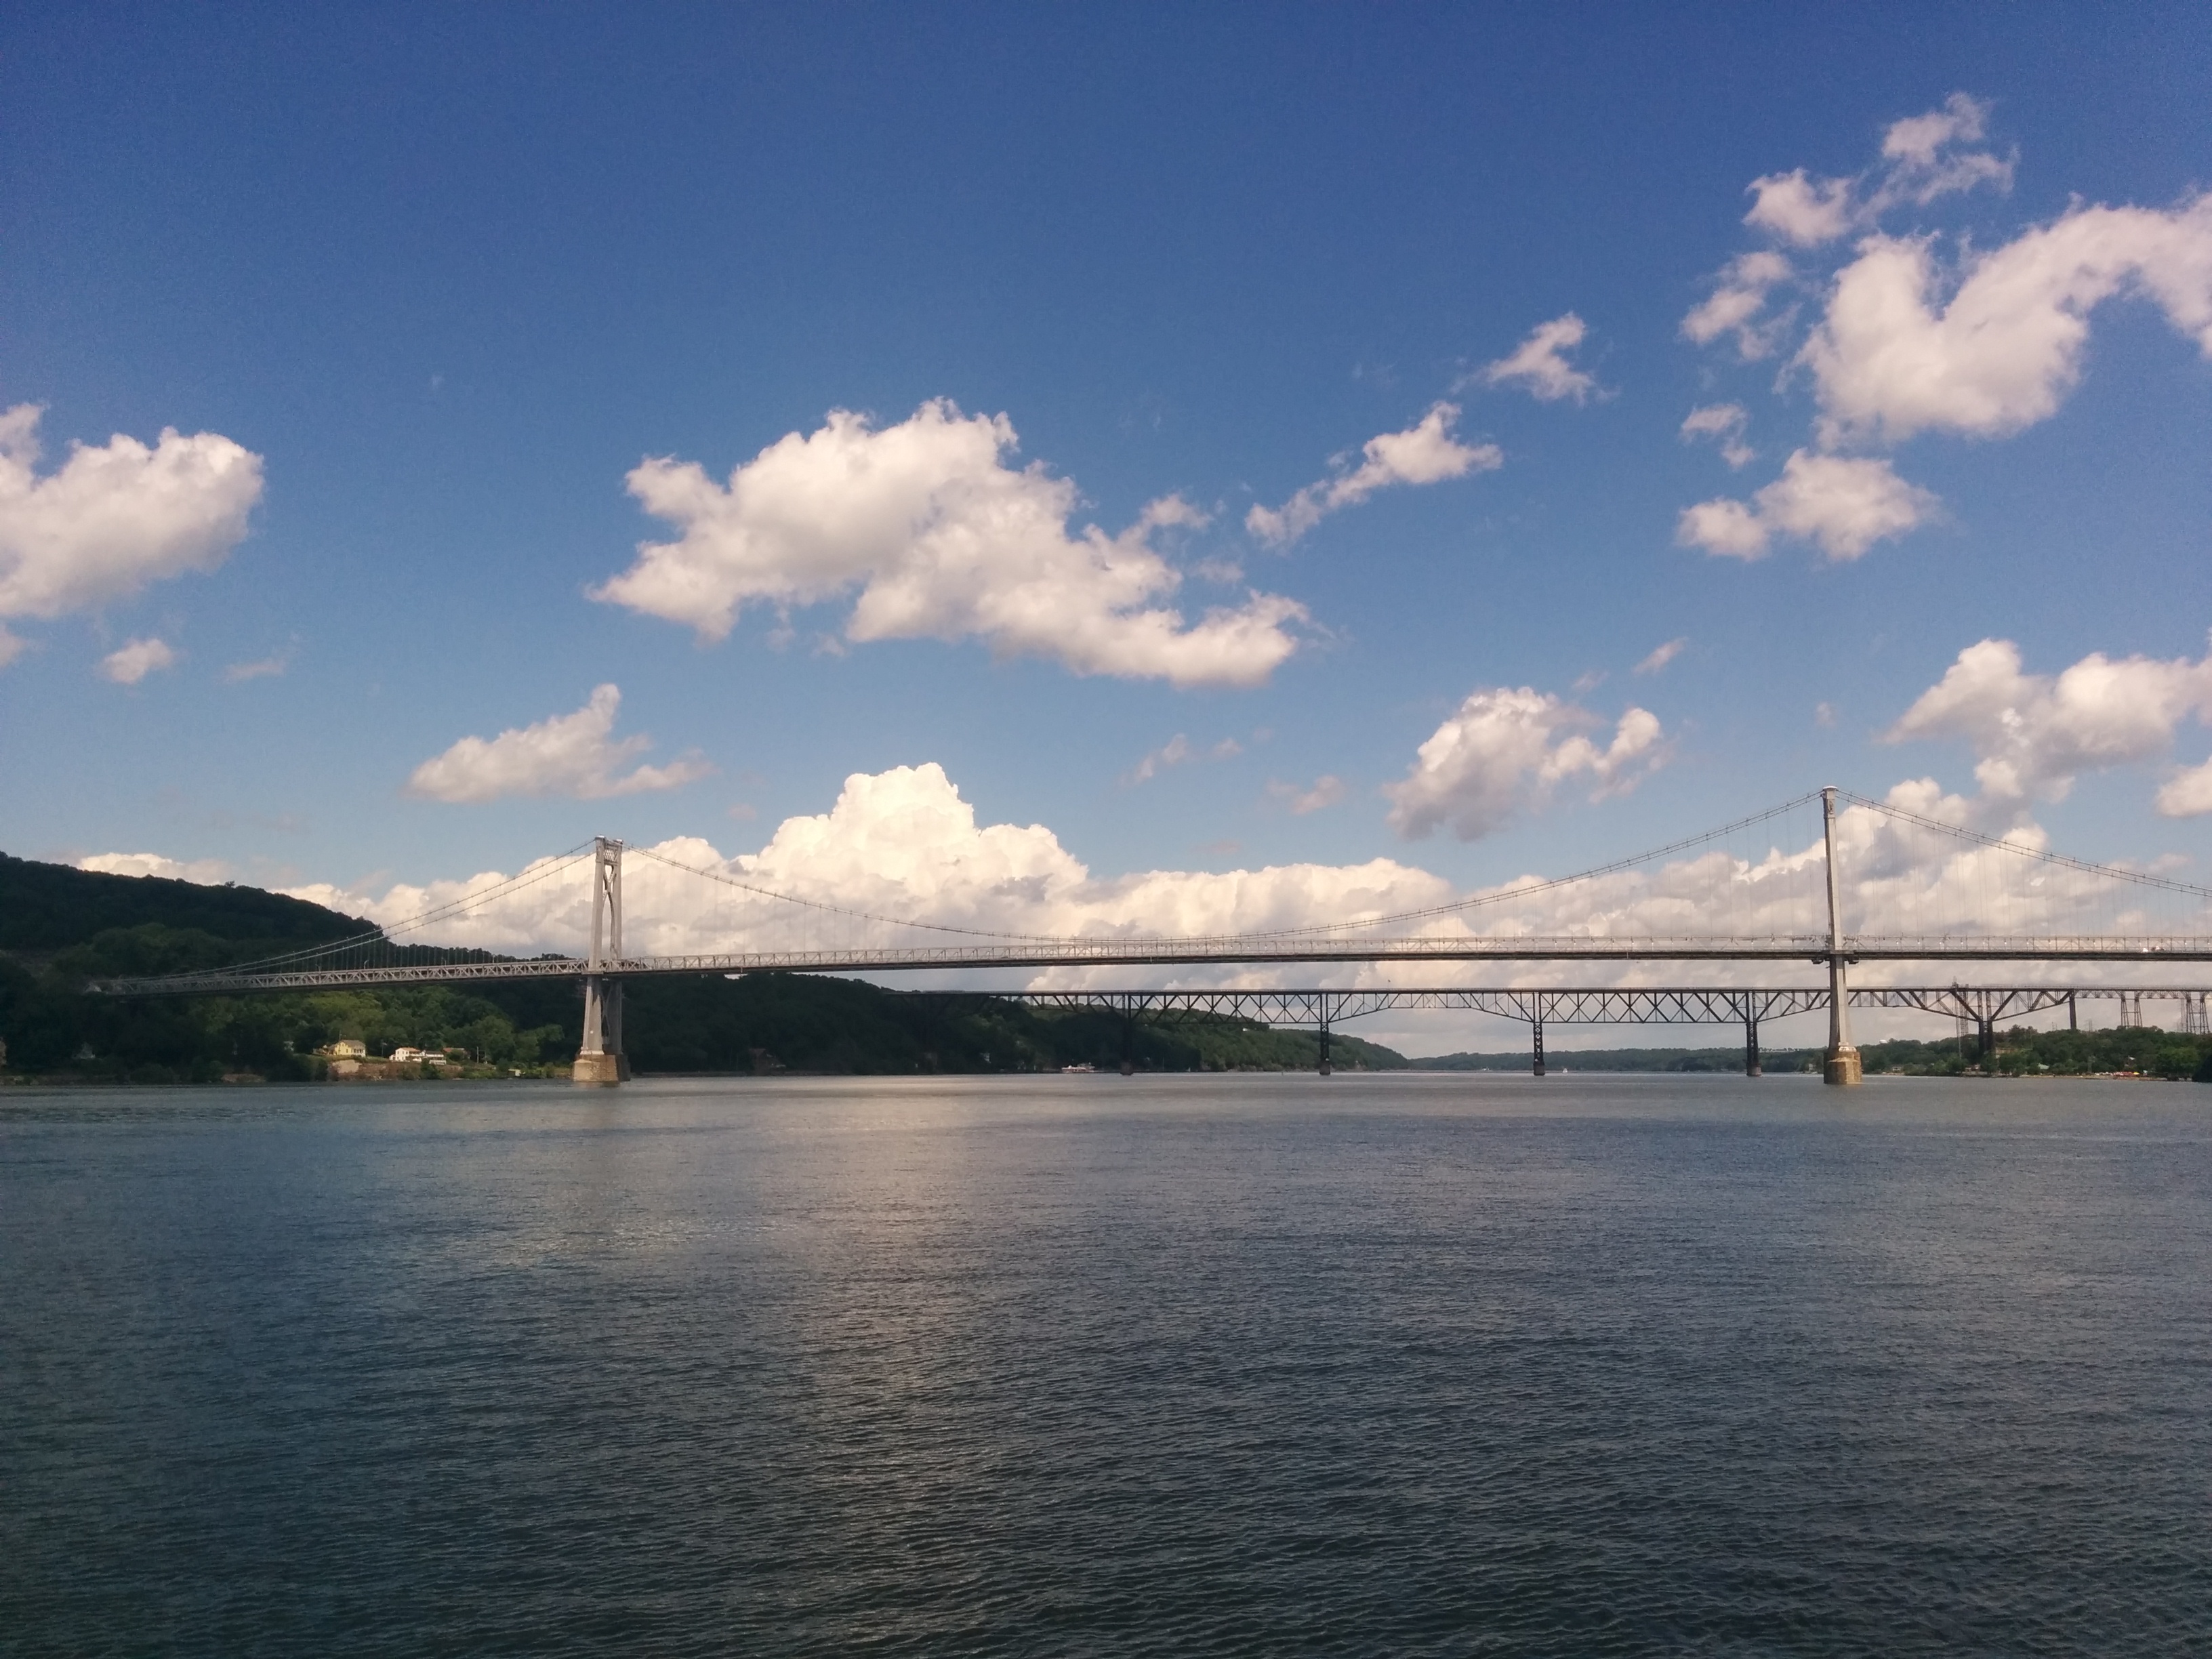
[979,984,2200,1078]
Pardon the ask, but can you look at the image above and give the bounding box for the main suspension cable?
[141,842,598,981]
[1841,792,2212,901]
[630,792,1828,945]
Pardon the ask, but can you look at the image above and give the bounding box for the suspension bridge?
[91,788,2212,1086]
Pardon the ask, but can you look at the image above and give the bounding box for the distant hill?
[0,851,368,954]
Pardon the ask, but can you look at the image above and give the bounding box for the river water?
[3,1073,2208,1656]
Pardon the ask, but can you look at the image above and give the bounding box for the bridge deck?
[92,937,2212,997]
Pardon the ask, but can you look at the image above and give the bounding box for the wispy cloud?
[223,649,292,683]
[1473,313,1601,403]
[1742,93,2014,249]
[100,637,178,684]
[1680,253,1796,360]
[1268,775,1348,815]
[1679,404,1755,468]
[1246,404,1500,546]
[1126,733,1243,785]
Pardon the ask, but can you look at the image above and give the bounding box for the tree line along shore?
[1418,1032,2212,1080]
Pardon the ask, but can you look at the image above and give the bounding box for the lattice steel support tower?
[574,837,630,1085]
[1821,785,1863,1086]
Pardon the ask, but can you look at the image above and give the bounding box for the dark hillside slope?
[0,852,369,953]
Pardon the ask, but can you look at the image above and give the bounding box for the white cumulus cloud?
[1677,449,1936,562]
[1673,97,2212,570]
[0,404,263,655]
[1797,197,2212,445]
[1694,100,2211,452]
[1246,403,1500,547]
[593,401,1304,689]
[1635,638,1687,676]
[1887,637,2212,806]
[99,636,177,684]
[1383,688,1668,842]
[290,763,1465,965]
[1476,313,1601,403]
[2155,762,2212,819]
[405,684,713,804]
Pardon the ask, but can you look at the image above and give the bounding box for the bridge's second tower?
[574,837,630,1085]
[1821,786,1863,1086]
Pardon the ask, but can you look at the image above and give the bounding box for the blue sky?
[4,3,2211,937]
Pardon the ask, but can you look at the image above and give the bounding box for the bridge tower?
[573,837,630,1086]
[1821,786,1863,1086]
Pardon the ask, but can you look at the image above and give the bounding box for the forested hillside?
[0,851,369,956]
[0,853,1404,1081]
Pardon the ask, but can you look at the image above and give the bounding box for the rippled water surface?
[4,1073,2210,1656]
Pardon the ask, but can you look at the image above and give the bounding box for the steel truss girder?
[988,987,1833,1027]
[952,985,2212,1035]
[1856,987,2074,1024]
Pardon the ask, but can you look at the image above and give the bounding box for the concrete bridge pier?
[574,974,630,1085]
[572,836,630,1086]
[1531,1009,1546,1078]
[1820,787,1864,1087]
[1744,1006,1762,1078]
[1823,967,1863,1086]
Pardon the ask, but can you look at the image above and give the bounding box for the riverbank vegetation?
[1859,1027,2212,1080]
[1416,1029,2212,1080]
